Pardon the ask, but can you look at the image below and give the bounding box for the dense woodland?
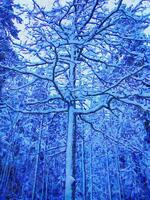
[0,0,150,199]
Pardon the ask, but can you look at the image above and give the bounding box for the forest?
[0,0,150,199]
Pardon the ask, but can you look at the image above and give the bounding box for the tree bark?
[32,116,43,200]
[89,135,93,200]
[65,105,75,200]
[81,127,86,200]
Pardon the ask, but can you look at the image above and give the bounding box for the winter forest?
[0,0,150,199]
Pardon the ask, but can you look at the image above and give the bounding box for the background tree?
[0,0,22,199]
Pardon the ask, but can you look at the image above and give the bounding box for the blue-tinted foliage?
[0,0,150,200]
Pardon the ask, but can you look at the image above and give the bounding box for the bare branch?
[5,103,67,114]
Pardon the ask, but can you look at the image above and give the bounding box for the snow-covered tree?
[0,0,149,199]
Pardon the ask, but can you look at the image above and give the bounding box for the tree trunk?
[89,135,93,200]
[65,105,75,200]
[32,116,43,200]
[65,42,76,199]
[81,127,86,200]
[105,139,112,200]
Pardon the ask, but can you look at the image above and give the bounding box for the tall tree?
[0,0,21,99]
[1,0,149,199]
